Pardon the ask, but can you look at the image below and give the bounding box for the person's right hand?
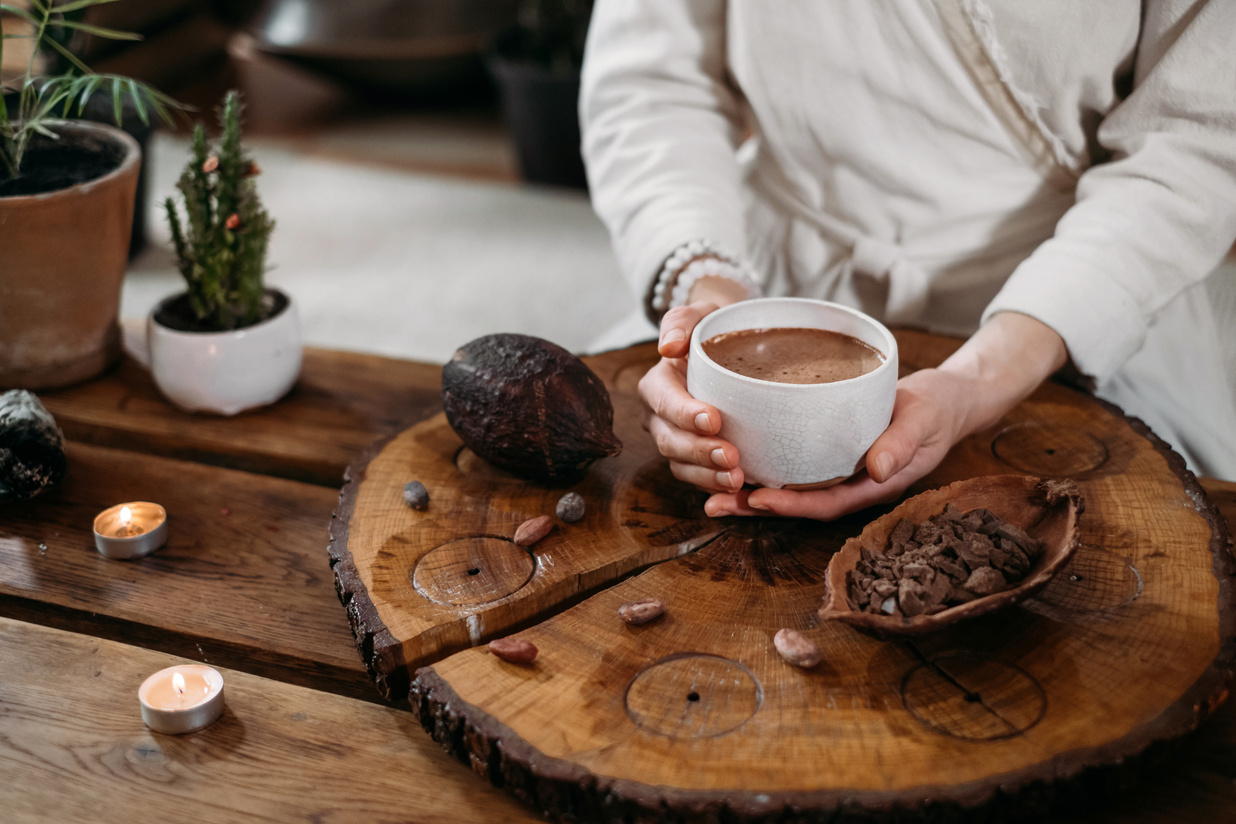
[638,289,746,494]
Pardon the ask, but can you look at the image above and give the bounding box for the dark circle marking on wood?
[1024,545,1143,617]
[901,653,1046,740]
[412,537,536,606]
[625,653,762,739]
[991,423,1109,476]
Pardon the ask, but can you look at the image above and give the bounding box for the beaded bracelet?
[650,239,760,313]
[669,256,759,308]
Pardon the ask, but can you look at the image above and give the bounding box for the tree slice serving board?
[330,333,1234,822]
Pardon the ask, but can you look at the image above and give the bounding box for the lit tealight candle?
[139,664,225,734]
[93,502,168,559]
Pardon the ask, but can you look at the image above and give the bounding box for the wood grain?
[330,344,728,700]
[0,617,539,824]
[37,348,444,487]
[396,340,1234,821]
[0,441,373,700]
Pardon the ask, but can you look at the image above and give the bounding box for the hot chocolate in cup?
[686,298,898,489]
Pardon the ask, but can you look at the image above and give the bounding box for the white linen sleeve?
[981,0,1236,384]
[580,0,750,316]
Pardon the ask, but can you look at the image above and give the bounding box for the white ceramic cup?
[686,297,898,489]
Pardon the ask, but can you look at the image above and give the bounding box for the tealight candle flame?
[113,505,146,538]
[173,671,186,696]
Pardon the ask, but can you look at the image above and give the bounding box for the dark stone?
[0,390,67,500]
[556,491,586,523]
[403,480,430,510]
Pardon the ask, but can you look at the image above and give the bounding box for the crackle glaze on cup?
[687,298,898,489]
[148,290,302,416]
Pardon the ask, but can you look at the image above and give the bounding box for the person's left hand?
[702,311,1070,521]
[702,366,971,518]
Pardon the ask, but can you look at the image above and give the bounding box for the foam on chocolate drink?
[702,327,885,384]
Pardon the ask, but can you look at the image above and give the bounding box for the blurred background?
[2,0,653,362]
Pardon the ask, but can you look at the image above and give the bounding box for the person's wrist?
[649,239,761,317]
[938,311,1067,436]
[688,272,750,307]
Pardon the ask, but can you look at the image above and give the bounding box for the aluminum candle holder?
[138,665,225,734]
[92,501,168,559]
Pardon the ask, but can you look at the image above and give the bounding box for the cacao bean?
[773,628,821,668]
[403,480,429,510]
[618,598,665,625]
[488,637,537,664]
[514,515,554,547]
[556,492,586,523]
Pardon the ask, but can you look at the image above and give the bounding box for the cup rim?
[689,297,898,389]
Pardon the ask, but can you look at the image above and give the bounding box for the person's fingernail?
[660,328,685,347]
[716,471,735,489]
[874,453,896,482]
[709,508,732,518]
[748,501,769,511]
[710,448,730,469]
[695,412,712,433]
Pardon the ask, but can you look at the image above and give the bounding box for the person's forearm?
[938,311,1069,437]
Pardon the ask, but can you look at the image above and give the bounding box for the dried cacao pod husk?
[442,333,622,484]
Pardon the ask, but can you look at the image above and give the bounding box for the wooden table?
[2,335,1234,823]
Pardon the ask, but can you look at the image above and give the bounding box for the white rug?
[124,133,657,365]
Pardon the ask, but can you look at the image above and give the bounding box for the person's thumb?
[866,395,933,483]
[657,302,719,358]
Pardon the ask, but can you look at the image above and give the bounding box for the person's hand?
[637,273,750,493]
[703,311,1070,520]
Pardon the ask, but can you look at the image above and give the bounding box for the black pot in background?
[79,95,157,259]
[487,54,587,191]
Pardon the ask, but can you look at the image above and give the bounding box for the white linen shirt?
[581,0,1236,478]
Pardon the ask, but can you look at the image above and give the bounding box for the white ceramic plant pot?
[147,289,303,415]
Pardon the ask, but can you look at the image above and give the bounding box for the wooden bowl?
[819,475,1084,636]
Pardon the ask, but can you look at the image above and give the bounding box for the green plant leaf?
[110,75,121,123]
[0,4,41,25]
[41,34,92,74]
[73,73,102,111]
[125,77,146,123]
[50,0,123,14]
[48,19,141,41]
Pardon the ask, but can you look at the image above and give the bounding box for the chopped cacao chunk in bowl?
[820,475,1084,637]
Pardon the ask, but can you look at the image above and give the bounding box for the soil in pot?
[0,132,127,197]
[152,289,289,334]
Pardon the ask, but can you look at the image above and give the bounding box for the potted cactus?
[1,0,177,390]
[149,89,300,415]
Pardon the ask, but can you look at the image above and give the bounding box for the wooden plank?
[37,348,444,487]
[0,441,374,700]
[0,617,538,824]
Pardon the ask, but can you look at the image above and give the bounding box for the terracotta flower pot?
[0,122,141,390]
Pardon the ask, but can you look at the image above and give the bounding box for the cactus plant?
[164,90,275,331]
